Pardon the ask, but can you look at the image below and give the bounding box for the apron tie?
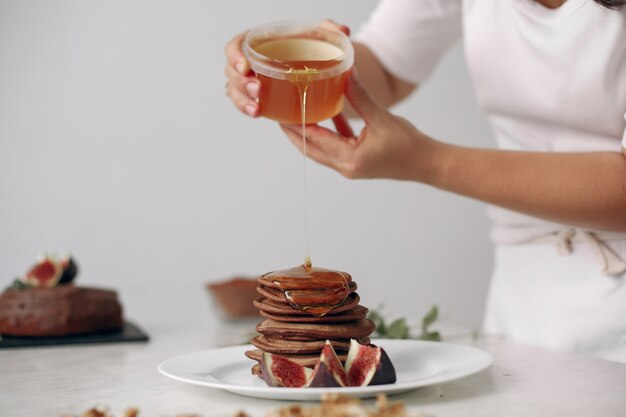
[550,228,626,276]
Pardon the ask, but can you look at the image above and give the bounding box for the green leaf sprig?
[368,305,441,342]
[6,278,32,291]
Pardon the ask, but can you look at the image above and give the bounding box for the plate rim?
[158,339,493,398]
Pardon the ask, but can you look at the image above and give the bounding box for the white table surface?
[1,306,626,417]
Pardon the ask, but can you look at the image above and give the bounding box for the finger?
[332,113,355,138]
[320,19,350,36]
[345,69,382,123]
[225,32,250,75]
[280,125,338,169]
[224,65,260,99]
[227,80,258,117]
[283,123,350,160]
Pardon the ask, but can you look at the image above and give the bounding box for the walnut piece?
[61,395,429,417]
[265,394,428,417]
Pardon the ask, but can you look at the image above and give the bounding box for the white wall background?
[0,1,495,330]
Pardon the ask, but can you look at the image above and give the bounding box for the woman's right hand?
[223,20,350,119]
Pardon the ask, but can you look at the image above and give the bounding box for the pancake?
[259,304,368,323]
[253,293,361,316]
[265,334,321,341]
[256,318,376,340]
[251,334,371,354]
[245,348,348,368]
[256,281,357,305]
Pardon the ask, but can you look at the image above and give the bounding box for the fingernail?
[245,103,257,116]
[235,61,246,74]
[246,82,259,97]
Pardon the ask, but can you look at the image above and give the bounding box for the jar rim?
[242,21,354,81]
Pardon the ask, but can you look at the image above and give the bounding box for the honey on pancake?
[303,256,312,271]
[262,264,350,317]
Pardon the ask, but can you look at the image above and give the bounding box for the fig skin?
[308,340,349,387]
[345,339,397,386]
[260,352,312,388]
[368,346,397,386]
[59,256,78,284]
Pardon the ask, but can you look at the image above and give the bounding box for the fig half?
[23,255,63,288]
[308,340,349,387]
[260,352,312,388]
[345,339,397,386]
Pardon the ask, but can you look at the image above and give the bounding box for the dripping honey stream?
[250,37,351,316]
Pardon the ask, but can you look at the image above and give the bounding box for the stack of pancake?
[246,265,376,376]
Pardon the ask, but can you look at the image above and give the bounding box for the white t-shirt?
[356,0,626,246]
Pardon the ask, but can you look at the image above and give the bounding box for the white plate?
[158,339,492,401]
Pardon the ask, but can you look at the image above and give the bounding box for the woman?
[225,0,626,362]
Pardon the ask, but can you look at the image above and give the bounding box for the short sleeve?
[354,0,463,85]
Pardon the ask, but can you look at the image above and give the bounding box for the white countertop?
[1,310,626,417]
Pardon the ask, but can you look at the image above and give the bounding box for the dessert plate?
[158,339,492,400]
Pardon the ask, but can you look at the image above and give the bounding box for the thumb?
[345,69,381,123]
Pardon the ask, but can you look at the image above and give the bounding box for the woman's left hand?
[280,71,444,183]
[282,70,626,233]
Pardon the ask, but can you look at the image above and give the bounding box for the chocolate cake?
[0,254,124,337]
[0,285,122,337]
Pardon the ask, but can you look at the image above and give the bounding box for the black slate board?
[0,321,149,349]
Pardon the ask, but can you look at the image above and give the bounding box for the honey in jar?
[243,23,354,124]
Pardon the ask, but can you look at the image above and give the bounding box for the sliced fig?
[59,255,78,284]
[345,339,397,386]
[260,352,312,387]
[308,340,349,387]
[369,347,396,385]
[23,255,63,288]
